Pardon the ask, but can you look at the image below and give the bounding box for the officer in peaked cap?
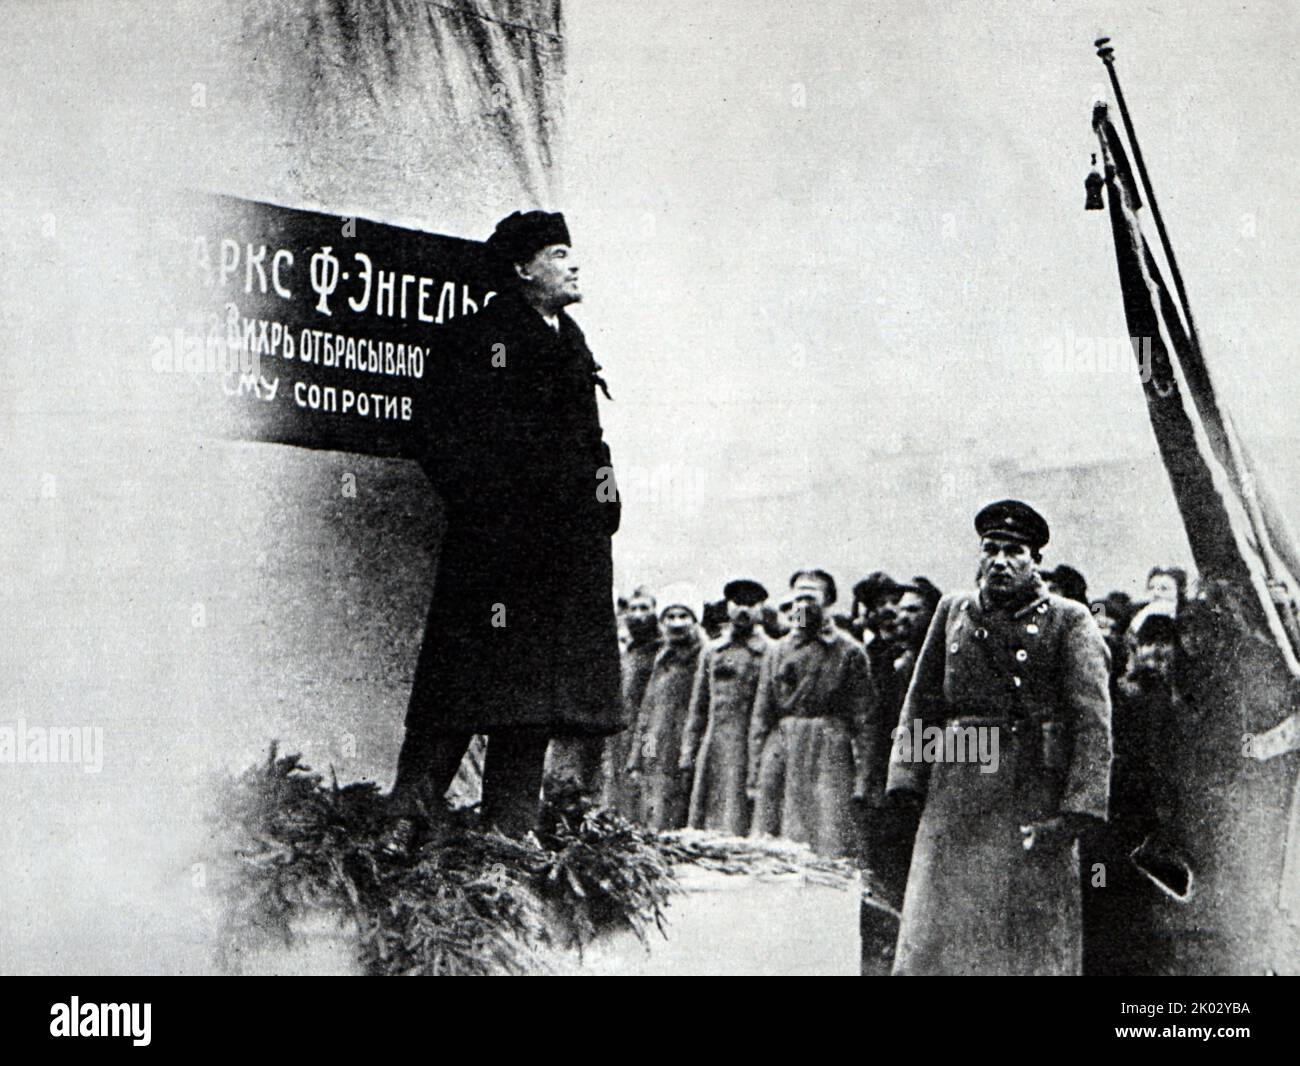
[884,498,1112,976]
[974,498,1050,551]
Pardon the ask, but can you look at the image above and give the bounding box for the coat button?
[950,642,960,653]
[1026,623,1039,634]
[1015,649,1029,662]
[1012,676,1022,687]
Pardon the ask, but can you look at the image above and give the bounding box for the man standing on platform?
[385,210,623,853]
[886,500,1112,975]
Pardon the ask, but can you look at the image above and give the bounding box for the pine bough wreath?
[210,745,676,976]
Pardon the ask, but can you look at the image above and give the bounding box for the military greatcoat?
[628,635,702,831]
[681,626,768,835]
[886,580,1112,976]
[749,625,873,858]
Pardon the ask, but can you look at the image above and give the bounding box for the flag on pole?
[1092,103,1300,694]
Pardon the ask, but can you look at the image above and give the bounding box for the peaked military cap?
[723,578,769,606]
[974,499,1050,550]
[486,210,571,267]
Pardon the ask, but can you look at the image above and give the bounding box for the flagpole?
[1094,38,1203,357]
[1095,36,1300,665]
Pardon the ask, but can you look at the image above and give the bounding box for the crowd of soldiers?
[603,570,928,858]
[595,513,1211,975]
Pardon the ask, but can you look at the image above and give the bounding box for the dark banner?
[177,194,499,458]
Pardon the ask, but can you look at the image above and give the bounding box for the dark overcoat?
[407,290,623,737]
[886,583,1112,976]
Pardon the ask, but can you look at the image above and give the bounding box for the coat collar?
[975,575,1049,619]
[721,625,768,655]
[627,631,662,652]
[491,290,611,399]
[492,289,573,344]
[655,632,701,665]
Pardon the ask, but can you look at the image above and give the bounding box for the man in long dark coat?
[855,574,939,972]
[886,500,1112,975]
[386,210,623,849]
[1083,612,1179,974]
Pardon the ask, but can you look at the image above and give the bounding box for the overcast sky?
[563,0,1300,559]
[2,0,1296,595]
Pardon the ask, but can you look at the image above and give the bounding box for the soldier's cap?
[974,499,1050,550]
[852,571,910,610]
[723,578,769,606]
[486,210,571,267]
[789,567,838,606]
[656,582,700,622]
[1134,613,1178,645]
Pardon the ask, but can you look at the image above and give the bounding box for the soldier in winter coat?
[749,569,874,858]
[886,500,1112,976]
[680,578,770,835]
[627,586,702,831]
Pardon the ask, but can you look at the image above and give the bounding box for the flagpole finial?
[1095,37,1115,63]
